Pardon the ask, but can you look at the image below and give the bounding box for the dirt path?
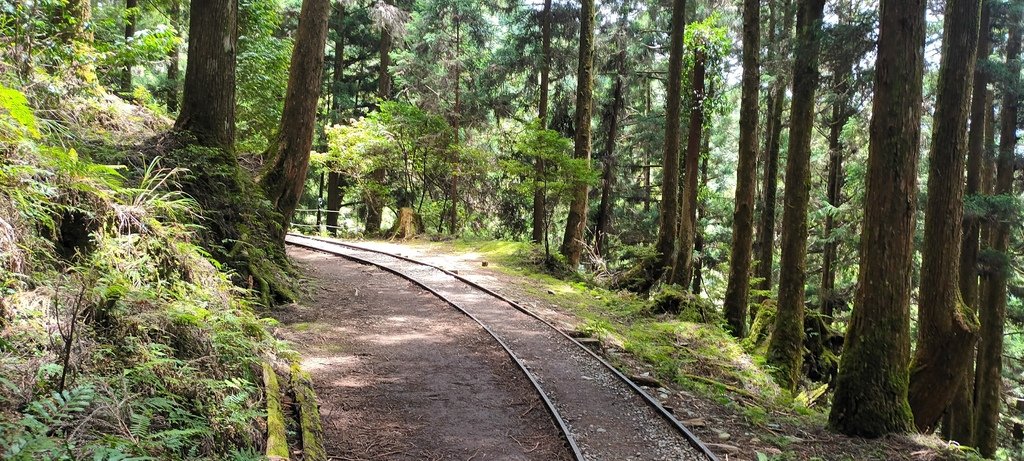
[286,235,710,461]
[272,247,572,461]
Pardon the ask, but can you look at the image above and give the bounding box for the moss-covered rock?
[648,284,721,324]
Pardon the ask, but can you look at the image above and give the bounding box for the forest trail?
[273,246,572,460]
[283,235,714,460]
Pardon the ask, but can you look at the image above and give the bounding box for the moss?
[290,362,326,461]
[743,299,777,353]
[649,284,721,323]
[262,362,290,460]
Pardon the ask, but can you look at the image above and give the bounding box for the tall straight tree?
[975,7,1021,456]
[560,0,595,268]
[829,0,926,437]
[753,0,794,306]
[174,0,238,150]
[945,1,993,444]
[653,0,688,277]
[260,0,331,240]
[365,0,404,234]
[722,0,760,337]
[121,0,138,95]
[532,0,553,243]
[765,0,826,391]
[907,0,982,434]
[165,0,181,112]
[326,4,347,234]
[819,58,853,323]
[671,48,708,286]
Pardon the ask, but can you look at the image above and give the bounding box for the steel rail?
[286,233,719,461]
[285,234,585,461]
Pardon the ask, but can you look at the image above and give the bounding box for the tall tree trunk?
[532,0,553,243]
[691,139,710,295]
[595,75,623,257]
[820,61,853,323]
[908,0,982,435]
[828,0,925,437]
[559,0,595,268]
[447,11,461,235]
[765,0,826,392]
[722,0,760,338]
[260,0,331,240]
[58,0,92,43]
[753,0,794,308]
[175,0,238,151]
[365,14,393,234]
[944,3,992,444]
[165,0,181,112]
[671,49,707,286]
[974,8,1020,456]
[121,0,138,96]
[653,0,688,276]
[326,5,346,234]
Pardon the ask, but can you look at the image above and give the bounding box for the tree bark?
[974,8,1020,456]
[653,0,688,276]
[753,0,794,308]
[174,0,238,151]
[121,0,138,96]
[595,75,623,258]
[559,0,595,268]
[828,0,925,437]
[945,3,992,444]
[722,0,760,338]
[532,0,553,243]
[765,0,826,392]
[260,0,331,239]
[671,49,707,287]
[907,0,982,435]
[165,0,181,112]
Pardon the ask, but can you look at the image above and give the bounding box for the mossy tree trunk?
[753,0,793,308]
[170,0,295,304]
[765,0,826,392]
[722,0,760,338]
[907,0,982,435]
[261,0,331,241]
[670,49,707,287]
[944,2,991,444]
[828,0,925,437]
[974,8,1020,456]
[559,0,595,269]
[532,0,553,244]
[653,0,687,277]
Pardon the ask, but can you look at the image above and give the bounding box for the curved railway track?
[286,233,718,461]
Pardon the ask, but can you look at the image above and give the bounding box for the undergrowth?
[1,79,282,459]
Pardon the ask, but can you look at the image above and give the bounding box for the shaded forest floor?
[314,236,981,461]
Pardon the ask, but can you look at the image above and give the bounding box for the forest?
[1,0,1024,459]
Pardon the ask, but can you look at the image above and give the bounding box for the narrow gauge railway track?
[286,233,718,461]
